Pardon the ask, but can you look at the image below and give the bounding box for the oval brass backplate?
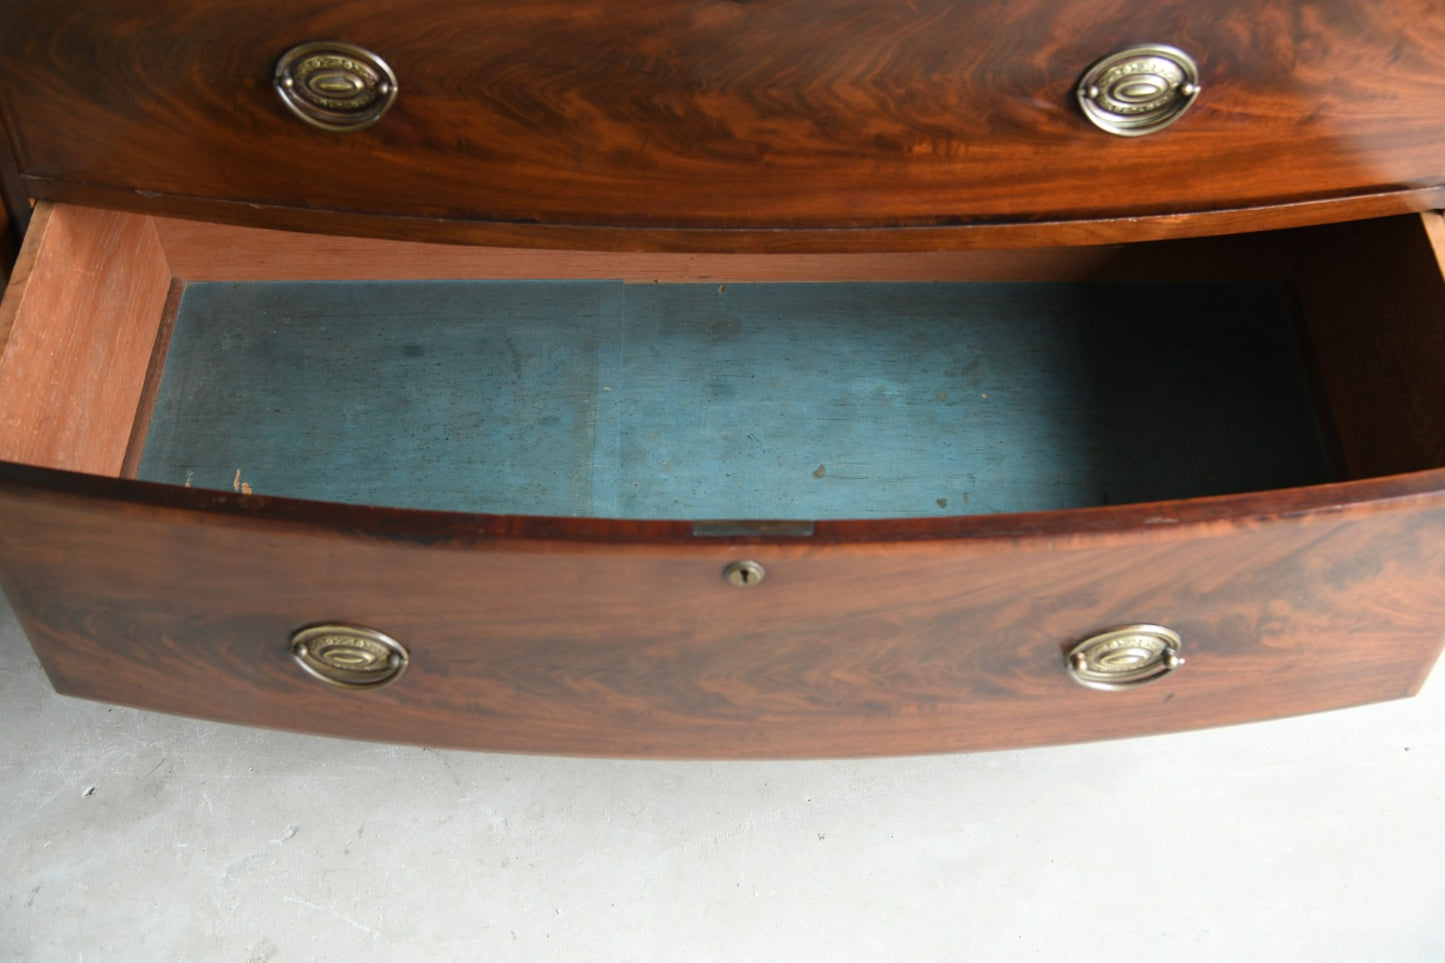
[1077,44,1200,137]
[274,41,398,132]
[289,623,409,689]
[1066,624,1184,691]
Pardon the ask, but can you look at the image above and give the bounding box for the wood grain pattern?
[120,279,186,479]
[2,1,1444,250]
[3,463,1444,757]
[36,180,1445,254]
[1295,212,1445,479]
[1,203,1443,755]
[0,204,172,474]
[151,211,1310,282]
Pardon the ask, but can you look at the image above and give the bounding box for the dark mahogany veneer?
[0,204,1443,756]
[3,0,1445,755]
[1,0,1444,251]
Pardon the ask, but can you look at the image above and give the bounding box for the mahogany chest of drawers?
[1,0,1443,756]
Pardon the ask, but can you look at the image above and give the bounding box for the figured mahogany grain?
[150,210,1305,282]
[34,181,1445,254]
[3,203,1445,756]
[3,464,1444,757]
[3,0,1445,250]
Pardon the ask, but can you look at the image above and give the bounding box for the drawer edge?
[4,463,1445,758]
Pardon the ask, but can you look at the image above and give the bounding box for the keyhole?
[723,560,765,587]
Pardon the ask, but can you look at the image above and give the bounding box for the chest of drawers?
[1,0,1443,756]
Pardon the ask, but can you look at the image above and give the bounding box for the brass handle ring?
[290,623,409,689]
[274,41,398,132]
[1066,624,1185,690]
[1077,44,1200,137]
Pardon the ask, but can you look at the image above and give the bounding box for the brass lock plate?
[722,560,766,587]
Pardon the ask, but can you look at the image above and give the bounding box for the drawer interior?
[4,204,1445,522]
[134,278,1330,519]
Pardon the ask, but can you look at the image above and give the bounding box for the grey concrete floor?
[2,592,1442,962]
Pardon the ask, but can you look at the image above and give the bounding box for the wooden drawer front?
[2,1,1445,248]
[2,202,1445,755]
[3,466,1445,757]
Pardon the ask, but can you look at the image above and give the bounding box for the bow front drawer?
[1,203,1443,756]
[2,1,1444,248]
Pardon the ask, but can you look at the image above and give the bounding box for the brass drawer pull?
[289,623,409,688]
[1066,624,1184,690]
[274,42,398,132]
[1077,44,1200,137]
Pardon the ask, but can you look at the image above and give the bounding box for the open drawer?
[2,202,1444,757]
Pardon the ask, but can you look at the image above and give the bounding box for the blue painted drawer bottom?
[136,280,1332,520]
